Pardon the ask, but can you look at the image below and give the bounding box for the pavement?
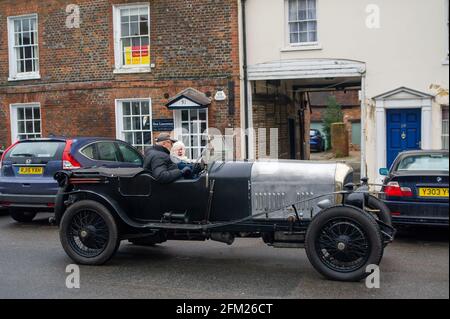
[0,212,448,299]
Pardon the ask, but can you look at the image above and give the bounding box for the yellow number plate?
[418,188,449,198]
[18,167,43,175]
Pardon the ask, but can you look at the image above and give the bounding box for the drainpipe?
[241,0,250,160]
[360,75,367,179]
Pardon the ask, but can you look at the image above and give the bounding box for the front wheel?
[305,205,383,282]
[59,200,120,265]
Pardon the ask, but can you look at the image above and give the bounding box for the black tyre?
[367,195,392,226]
[10,209,37,223]
[305,205,383,282]
[59,200,120,265]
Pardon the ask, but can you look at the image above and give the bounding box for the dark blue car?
[0,137,143,222]
[379,150,449,227]
[310,129,325,152]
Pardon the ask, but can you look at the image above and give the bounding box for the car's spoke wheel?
[60,200,120,265]
[305,206,383,282]
[67,210,110,258]
[316,218,370,273]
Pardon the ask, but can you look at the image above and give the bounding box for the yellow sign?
[18,167,43,175]
[418,188,449,198]
[125,45,150,65]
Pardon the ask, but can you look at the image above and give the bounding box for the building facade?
[0,0,241,159]
[242,0,449,183]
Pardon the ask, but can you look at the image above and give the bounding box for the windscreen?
[7,141,65,160]
[397,154,449,172]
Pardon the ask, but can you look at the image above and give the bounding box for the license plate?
[18,167,43,175]
[418,188,449,198]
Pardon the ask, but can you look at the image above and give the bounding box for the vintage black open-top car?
[54,159,395,282]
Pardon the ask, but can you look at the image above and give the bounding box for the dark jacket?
[143,145,182,184]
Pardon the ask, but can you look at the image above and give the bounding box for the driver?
[143,133,192,184]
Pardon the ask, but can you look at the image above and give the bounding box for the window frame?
[115,98,153,154]
[7,14,40,81]
[284,0,320,50]
[174,108,209,160]
[113,3,151,74]
[9,103,42,143]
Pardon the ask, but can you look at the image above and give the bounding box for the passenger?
[171,141,204,179]
[143,133,192,184]
[171,141,195,179]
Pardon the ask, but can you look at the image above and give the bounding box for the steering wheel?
[191,147,209,175]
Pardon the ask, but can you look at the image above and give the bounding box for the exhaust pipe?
[210,232,235,245]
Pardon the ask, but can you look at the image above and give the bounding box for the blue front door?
[386,109,421,169]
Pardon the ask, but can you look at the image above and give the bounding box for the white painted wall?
[245,0,449,182]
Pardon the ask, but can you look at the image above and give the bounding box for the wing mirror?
[379,168,389,176]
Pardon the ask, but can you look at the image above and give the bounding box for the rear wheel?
[305,205,383,282]
[10,209,37,223]
[60,200,120,265]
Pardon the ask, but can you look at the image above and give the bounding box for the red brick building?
[309,90,361,151]
[0,0,241,159]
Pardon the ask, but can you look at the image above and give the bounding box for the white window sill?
[281,43,322,52]
[113,66,152,74]
[8,73,41,81]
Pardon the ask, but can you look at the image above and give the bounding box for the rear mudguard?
[55,189,140,228]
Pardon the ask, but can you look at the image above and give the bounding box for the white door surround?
[373,87,433,182]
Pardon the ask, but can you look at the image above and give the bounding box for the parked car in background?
[0,137,143,222]
[309,129,325,152]
[379,150,449,227]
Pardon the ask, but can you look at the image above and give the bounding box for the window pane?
[130,22,139,36]
[299,22,307,32]
[17,108,24,120]
[119,143,142,163]
[299,32,308,42]
[298,0,307,20]
[96,142,120,162]
[124,132,133,144]
[22,19,29,32]
[132,102,140,115]
[34,121,41,133]
[307,21,316,31]
[25,108,32,119]
[124,117,132,130]
[182,110,189,121]
[123,102,131,115]
[199,110,207,121]
[290,33,299,44]
[81,145,96,160]
[132,117,141,130]
[26,121,33,133]
[18,121,25,134]
[134,132,143,145]
[14,20,20,32]
[141,101,150,114]
[121,23,129,36]
[140,16,149,35]
[289,0,297,21]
